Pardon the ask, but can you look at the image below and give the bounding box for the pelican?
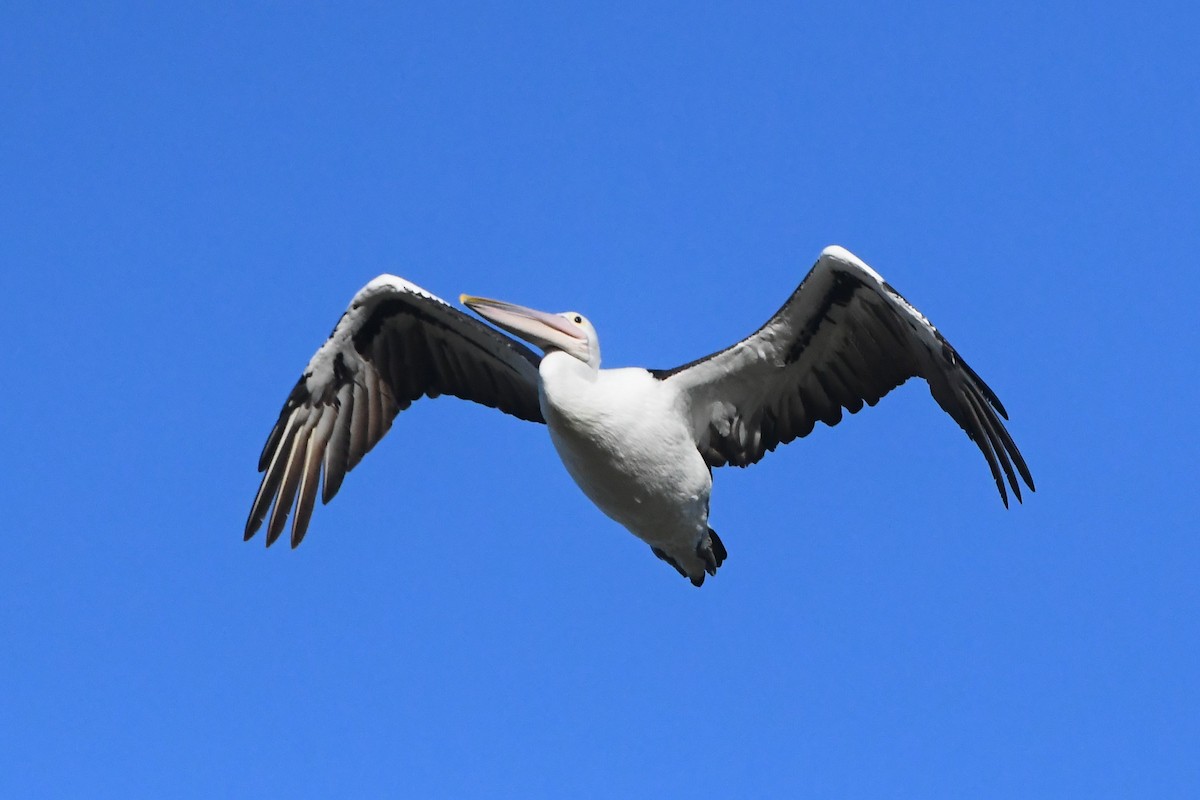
[246,246,1034,586]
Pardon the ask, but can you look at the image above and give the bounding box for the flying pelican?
[246,246,1034,585]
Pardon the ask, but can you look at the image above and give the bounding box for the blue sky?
[2,2,1197,796]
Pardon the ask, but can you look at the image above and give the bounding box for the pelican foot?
[696,528,728,576]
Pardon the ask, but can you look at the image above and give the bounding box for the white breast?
[537,352,712,553]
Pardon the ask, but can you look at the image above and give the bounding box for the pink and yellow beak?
[461,294,589,361]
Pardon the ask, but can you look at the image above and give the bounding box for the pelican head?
[461,295,601,368]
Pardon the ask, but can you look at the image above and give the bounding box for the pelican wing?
[246,275,545,547]
[653,246,1034,505]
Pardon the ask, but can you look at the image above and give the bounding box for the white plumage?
[246,246,1034,586]
[539,353,719,581]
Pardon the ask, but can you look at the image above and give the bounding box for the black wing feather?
[657,246,1034,505]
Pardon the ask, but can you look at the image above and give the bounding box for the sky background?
[2,2,1197,797]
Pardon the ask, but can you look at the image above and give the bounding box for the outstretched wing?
[653,246,1034,505]
[246,275,545,547]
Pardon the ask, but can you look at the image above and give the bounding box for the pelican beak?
[461,294,588,359]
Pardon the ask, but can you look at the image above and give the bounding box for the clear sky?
[2,2,1197,797]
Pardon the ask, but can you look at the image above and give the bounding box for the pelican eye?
[573,315,582,324]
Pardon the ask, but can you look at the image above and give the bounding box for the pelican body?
[538,354,721,581]
[246,246,1034,586]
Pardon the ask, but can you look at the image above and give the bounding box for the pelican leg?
[651,546,689,579]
